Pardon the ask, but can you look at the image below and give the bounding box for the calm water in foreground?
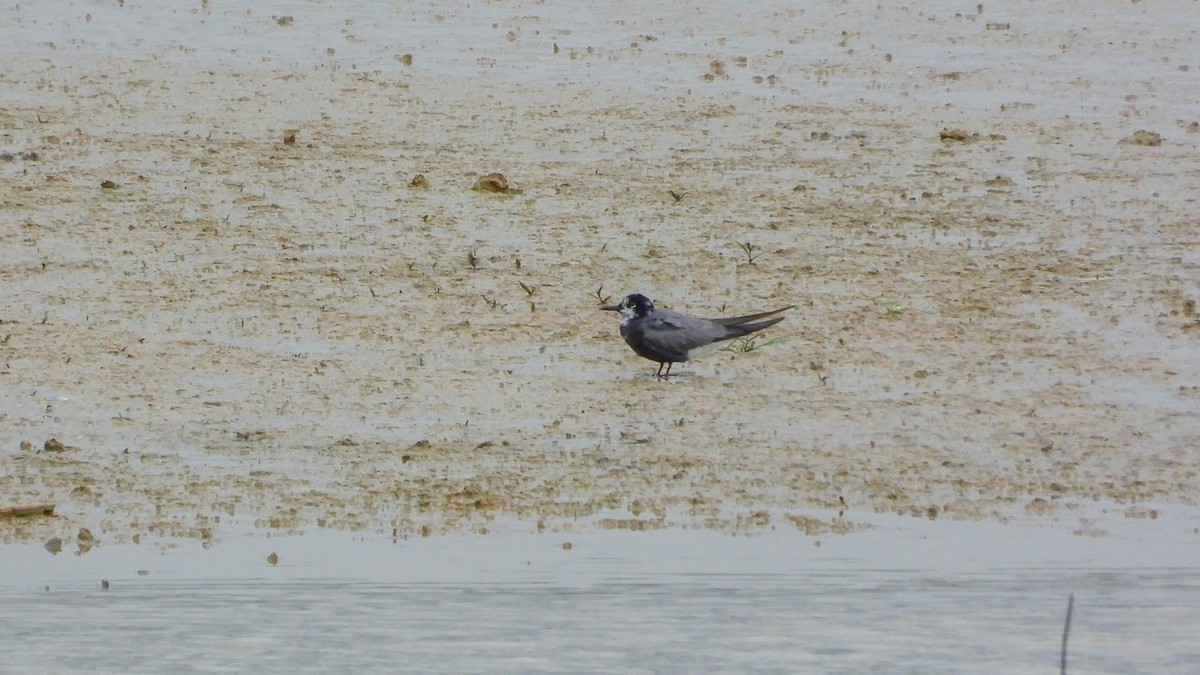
[3,509,1198,674]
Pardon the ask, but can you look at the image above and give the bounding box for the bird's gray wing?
[705,305,795,327]
[635,311,733,362]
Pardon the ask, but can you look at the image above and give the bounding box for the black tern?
[601,293,793,380]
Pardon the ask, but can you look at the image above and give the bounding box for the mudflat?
[2,1,1198,546]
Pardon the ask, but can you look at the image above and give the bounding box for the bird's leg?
[661,362,674,380]
[655,362,666,380]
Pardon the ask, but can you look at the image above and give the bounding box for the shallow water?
[5,509,1200,673]
[11,571,1196,674]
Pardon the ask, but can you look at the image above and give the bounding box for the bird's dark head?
[602,293,655,320]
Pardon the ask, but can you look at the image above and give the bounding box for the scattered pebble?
[471,172,520,194]
[1119,129,1162,146]
[939,128,1006,143]
[0,503,56,518]
[0,150,38,161]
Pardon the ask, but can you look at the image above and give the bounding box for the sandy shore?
[2,0,1198,546]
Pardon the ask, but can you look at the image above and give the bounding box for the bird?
[601,293,793,380]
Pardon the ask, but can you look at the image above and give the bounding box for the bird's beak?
[600,303,621,312]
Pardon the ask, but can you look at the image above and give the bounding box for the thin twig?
[1060,593,1074,675]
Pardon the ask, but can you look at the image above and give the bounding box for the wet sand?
[2,0,1199,548]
